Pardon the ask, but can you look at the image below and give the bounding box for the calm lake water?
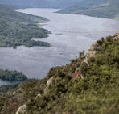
[0,8,119,85]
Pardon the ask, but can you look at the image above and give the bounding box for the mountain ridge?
[0,0,82,9]
[56,0,119,20]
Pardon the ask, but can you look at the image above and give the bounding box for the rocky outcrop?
[83,41,98,64]
[78,32,119,73]
[16,104,26,114]
[84,31,119,64]
[47,77,54,86]
[43,77,54,95]
[35,93,42,99]
[74,41,99,76]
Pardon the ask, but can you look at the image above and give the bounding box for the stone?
[16,104,26,114]
[35,93,42,99]
[80,74,84,79]
[47,77,54,86]
[83,57,88,64]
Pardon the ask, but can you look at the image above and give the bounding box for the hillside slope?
[56,0,119,20]
[0,31,119,113]
[0,0,82,9]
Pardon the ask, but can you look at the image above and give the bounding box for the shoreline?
[0,8,119,84]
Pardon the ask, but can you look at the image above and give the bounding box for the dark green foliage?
[0,84,19,93]
[80,62,88,75]
[106,35,114,43]
[97,40,103,45]
[23,40,51,47]
[88,56,96,63]
[0,69,27,81]
[57,70,66,78]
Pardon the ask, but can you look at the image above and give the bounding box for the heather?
[0,32,119,113]
[25,32,119,113]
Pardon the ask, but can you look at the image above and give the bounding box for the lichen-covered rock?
[83,57,88,64]
[16,104,26,114]
[35,93,42,99]
[47,77,54,86]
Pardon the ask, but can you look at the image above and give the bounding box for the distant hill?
[0,0,82,9]
[56,0,119,20]
[0,4,51,48]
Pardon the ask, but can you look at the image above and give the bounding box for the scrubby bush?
[2,33,119,114]
[80,62,88,75]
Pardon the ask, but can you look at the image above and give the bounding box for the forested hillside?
[0,0,82,9]
[56,0,119,20]
[1,31,119,113]
[0,69,27,81]
[0,4,51,48]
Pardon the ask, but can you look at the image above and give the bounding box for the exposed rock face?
[83,41,98,64]
[16,104,26,114]
[35,93,42,99]
[73,39,102,78]
[83,31,119,65]
[87,42,98,58]
[84,31,119,64]
[83,57,88,64]
[43,77,54,95]
[47,77,54,86]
